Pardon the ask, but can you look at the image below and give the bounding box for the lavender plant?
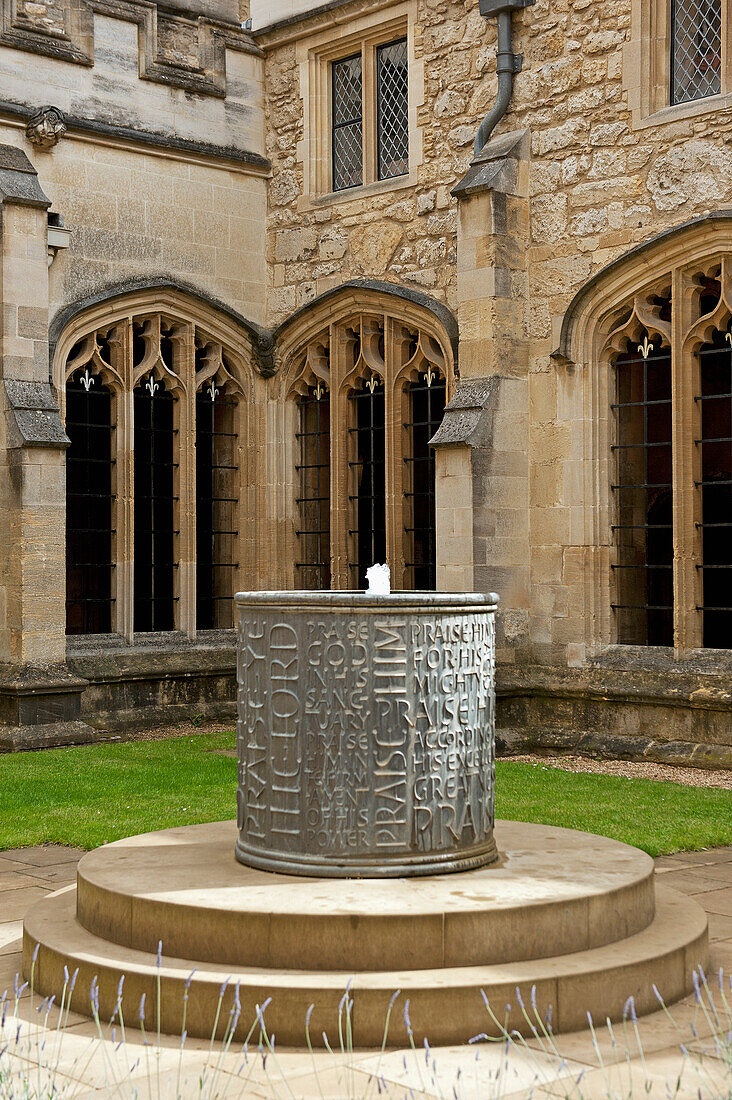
[0,963,730,1099]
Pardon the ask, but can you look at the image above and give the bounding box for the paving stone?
[0,920,22,953]
[695,885,732,917]
[706,912,732,941]
[0,847,85,867]
[0,885,49,922]
[653,869,732,897]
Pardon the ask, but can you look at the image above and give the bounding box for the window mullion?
[179,324,197,638]
[330,324,349,588]
[384,317,403,586]
[362,42,376,185]
[116,319,135,644]
[671,268,703,653]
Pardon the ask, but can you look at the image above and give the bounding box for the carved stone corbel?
[26,105,67,149]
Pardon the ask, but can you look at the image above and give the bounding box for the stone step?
[24,883,707,1048]
[74,820,656,971]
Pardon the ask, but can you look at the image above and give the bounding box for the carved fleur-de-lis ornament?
[79,368,94,391]
[365,374,379,394]
[637,336,654,359]
[424,367,435,387]
[207,381,219,403]
[145,375,159,396]
[314,381,327,401]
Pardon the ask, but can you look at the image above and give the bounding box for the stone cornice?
[0,101,270,174]
[254,0,404,48]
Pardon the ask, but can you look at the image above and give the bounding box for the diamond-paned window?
[332,54,363,191]
[377,38,408,181]
[671,0,722,105]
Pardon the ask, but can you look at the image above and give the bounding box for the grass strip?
[1,732,731,856]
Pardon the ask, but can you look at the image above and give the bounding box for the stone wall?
[259,0,732,669]
[261,0,732,326]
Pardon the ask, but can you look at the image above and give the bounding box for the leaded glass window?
[332,54,363,191]
[377,38,409,180]
[671,0,722,104]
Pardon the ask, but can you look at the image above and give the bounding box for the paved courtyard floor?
[1,843,731,1098]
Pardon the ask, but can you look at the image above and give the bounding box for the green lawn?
[1,732,731,856]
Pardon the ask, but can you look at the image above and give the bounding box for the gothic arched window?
[606,262,732,649]
[60,303,247,640]
[286,306,453,591]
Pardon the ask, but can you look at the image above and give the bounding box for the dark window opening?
[332,53,363,191]
[296,386,331,590]
[377,38,408,180]
[696,331,732,648]
[671,0,722,105]
[134,376,177,632]
[404,373,446,589]
[196,385,238,629]
[65,371,114,635]
[611,333,674,646]
[348,378,386,587]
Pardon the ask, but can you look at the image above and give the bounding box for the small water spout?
[366,563,391,595]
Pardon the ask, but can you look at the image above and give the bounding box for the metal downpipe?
[473,9,516,157]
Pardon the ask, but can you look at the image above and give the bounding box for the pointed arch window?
[606,262,732,650]
[286,308,453,591]
[61,305,247,640]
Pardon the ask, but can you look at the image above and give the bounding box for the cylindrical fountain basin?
[235,591,499,877]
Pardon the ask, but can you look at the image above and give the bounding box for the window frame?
[58,304,250,644]
[285,308,454,591]
[331,51,364,192]
[626,0,731,127]
[669,0,722,106]
[330,34,409,194]
[603,259,732,653]
[298,7,422,206]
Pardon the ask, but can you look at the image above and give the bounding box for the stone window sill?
[633,91,732,130]
[303,169,416,210]
[588,644,732,676]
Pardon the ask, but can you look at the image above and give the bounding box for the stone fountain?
[235,585,499,877]
[22,576,709,1048]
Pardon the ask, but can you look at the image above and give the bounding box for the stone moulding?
[451,128,529,199]
[553,208,732,367]
[430,376,500,448]
[0,98,270,172]
[4,381,69,449]
[273,278,459,370]
[49,277,274,380]
[0,143,51,207]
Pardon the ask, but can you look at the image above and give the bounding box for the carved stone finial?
[26,106,67,149]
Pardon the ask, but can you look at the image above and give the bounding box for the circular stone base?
[77,820,653,971]
[22,820,709,1049]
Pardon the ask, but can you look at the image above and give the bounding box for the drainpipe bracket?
[478,0,535,15]
[497,52,523,73]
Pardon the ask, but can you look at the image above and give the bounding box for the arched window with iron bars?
[296,382,331,590]
[61,306,248,639]
[404,369,447,590]
[606,265,732,650]
[287,309,452,591]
